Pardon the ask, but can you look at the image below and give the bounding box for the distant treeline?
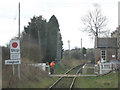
[63,48,95,63]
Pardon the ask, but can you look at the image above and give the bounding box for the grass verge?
[74,72,118,88]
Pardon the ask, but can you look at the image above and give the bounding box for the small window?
[101,50,106,61]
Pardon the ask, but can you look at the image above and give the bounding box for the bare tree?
[81,4,108,38]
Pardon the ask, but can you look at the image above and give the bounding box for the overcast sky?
[0,0,119,50]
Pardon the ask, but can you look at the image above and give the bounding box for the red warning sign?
[10,39,21,60]
[10,40,20,54]
[12,42,18,48]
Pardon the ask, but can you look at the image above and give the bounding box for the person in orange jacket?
[50,61,55,74]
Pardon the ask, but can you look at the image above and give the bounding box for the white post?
[99,63,102,74]
[12,64,15,76]
[18,64,20,79]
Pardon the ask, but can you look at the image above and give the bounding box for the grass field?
[18,64,59,88]
[19,77,59,88]
[74,72,118,88]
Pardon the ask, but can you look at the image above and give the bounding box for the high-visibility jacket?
[97,61,100,64]
[50,62,55,68]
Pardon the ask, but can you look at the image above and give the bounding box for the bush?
[21,41,42,63]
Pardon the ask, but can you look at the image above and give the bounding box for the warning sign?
[10,40,20,53]
[10,39,21,60]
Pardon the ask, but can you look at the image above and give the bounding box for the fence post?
[99,63,102,74]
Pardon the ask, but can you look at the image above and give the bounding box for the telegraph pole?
[68,40,70,50]
[68,40,71,59]
[18,3,20,39]
[81,38,82,49]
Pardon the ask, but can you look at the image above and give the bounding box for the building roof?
[97,38,117,48]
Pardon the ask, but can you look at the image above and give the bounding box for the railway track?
[48,63,116,89]
[48,64,84,89]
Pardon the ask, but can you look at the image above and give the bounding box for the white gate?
[94,62,113,75]
[99,63,112,74]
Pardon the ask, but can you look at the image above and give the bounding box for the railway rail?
[48,63,113,89]
[48,64,84,89]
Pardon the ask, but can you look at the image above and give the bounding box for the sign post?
[5,39,21,79]
[11,39,21,79]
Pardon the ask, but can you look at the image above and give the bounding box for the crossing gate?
[95,63,112,75]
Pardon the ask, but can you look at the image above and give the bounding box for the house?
[95,25,120,63]
[95,37,118,63]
